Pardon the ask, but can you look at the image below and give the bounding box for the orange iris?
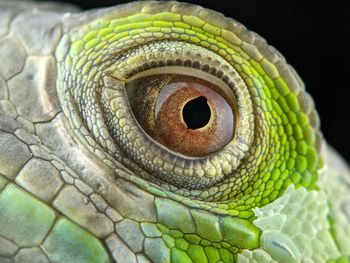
[128,74,235,157]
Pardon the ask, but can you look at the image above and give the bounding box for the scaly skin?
[0,1,349,262]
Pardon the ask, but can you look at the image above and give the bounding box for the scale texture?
[0,1,349,262]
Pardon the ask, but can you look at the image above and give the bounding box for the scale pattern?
[0,1,349,263]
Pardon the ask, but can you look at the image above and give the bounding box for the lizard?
[0,0,349,262]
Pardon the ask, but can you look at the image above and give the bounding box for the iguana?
[0,1,349,262]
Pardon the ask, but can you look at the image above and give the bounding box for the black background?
[42,0,350,163]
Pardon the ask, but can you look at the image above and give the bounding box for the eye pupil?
[182,96,211,130]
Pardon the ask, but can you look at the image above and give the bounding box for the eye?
[92,39,256,190]
[126,73,235,157]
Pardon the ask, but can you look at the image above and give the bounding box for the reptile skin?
[0,1,349,262]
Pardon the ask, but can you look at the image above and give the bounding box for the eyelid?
[124,66,236,107]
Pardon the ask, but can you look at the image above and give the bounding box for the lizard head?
[1,1,349,262]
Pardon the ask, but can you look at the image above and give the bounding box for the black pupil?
[182,96,211,129]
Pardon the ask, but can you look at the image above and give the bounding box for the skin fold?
[0,1,349,262]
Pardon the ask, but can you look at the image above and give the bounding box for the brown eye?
[127,74,235,157]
